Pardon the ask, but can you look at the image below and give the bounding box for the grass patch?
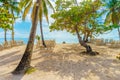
[116,54,120,60]
[25,67,37,74]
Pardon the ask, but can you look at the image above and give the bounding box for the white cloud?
[15,18,22,23]
[16,12,32,23]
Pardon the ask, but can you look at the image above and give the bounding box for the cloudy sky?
[0,0,119,43]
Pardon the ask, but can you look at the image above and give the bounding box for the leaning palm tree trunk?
[40,21,46,47]
[12,0,40,74]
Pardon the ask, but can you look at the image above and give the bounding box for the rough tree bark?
[12,0,40,74]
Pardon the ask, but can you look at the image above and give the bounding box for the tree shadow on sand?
[34,46,120,80]
[0,51,22,66]
[0,73,24,80]
[0,51,20,61]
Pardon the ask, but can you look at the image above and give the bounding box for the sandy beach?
[0,43,120,80]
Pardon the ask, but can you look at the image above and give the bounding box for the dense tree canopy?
[50,0,104,39]
[50,0,120,40]
[0,8,13,30]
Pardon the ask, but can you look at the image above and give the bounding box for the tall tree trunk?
[11,9,14,42]
[4,29,7,42]
[12,0,40,74]
[40,21,46,47]
[118,27,120,40]
[74,26,92,53]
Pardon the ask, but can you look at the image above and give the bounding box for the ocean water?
[0,36,119,44]
[0,38,28,44]
[0,38,79,44]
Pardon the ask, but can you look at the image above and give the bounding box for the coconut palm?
[38,0,54,47]
[10,1,20,42]
[12,0,40,74]
[1,0,20,42]
[0,7,13,43]
[104,0,120,40]
[22,0,54,47]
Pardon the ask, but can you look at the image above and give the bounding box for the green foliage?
[36,35,41,41]
[103,0,120,40]
[103,0,120,27]
[25,67,37,74]
[55,0,75,11]
[0,0,20,15]
[0,8,14,30]
[116,53,120,60]
[50,0,106,39]
[0,0,20,30]
[20,0,54,23]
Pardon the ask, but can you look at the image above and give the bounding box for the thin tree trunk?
[74,26,92,53]
[118,27,120,40]
[40,21,46,47]
[12,0,40,74]
[85,33,89,42]
[12,26,14,41]
[83,34,88,42]
[11,9,14,42]
[4,29,7,42]
[83,34,86,42]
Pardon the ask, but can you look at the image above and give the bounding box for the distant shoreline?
[0,38,119,44]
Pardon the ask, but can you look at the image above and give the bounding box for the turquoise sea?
[0,37,79,44]
[0,36,119,44]
[0,38,29,44]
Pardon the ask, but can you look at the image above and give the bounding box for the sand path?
[0,44,120,80]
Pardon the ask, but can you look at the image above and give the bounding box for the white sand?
[0,44,120,80]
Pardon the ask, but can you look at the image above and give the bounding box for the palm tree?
[104,0,120,40]
[0,6,14,44]
[1,0,20,42]
[38,0,54,47]
[11,1,19,42]
[12,0,40,74]
[22,0,54,47]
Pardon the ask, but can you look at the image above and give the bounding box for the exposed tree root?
[80,51,99,56]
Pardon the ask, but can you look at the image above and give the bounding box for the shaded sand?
[0,44,120,80]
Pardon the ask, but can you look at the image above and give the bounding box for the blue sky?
[0,0,119,43]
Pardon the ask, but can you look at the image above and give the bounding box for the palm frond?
[22,0,32,20]
[9,4,21,15]
[104,11,112,25]
[42,0,49,23]
[111,11,119,25]
[31,3,36,23]
[39,1,43,22]
[19,0,31,11]
[45,0,55,12]
[97,9,108,18]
